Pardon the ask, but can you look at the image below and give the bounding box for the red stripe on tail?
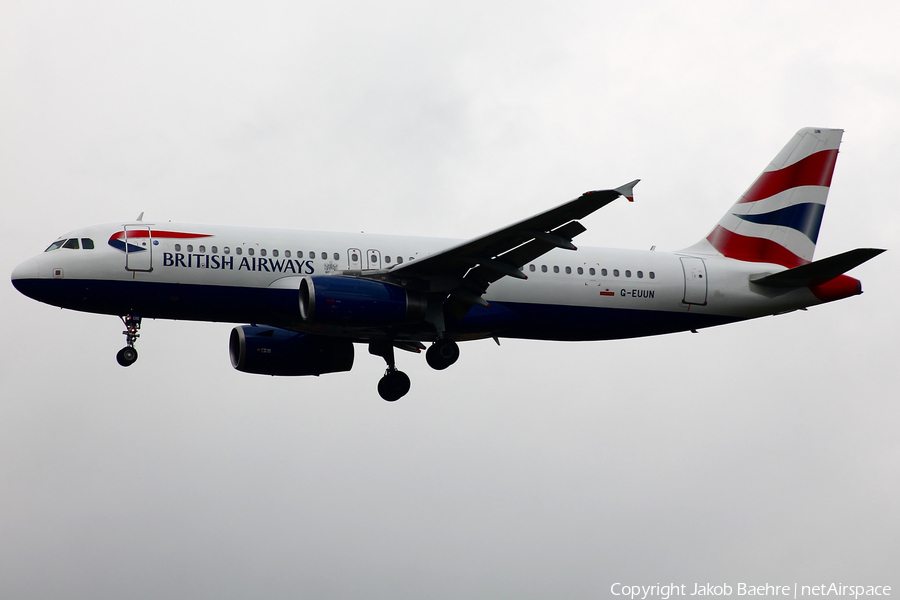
[738,149,838,204]
[706,225,808,267]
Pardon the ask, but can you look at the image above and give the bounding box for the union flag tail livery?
[11,127,885,401]
[698,127,842,267]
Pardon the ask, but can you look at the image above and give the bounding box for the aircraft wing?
[384,180,639,318]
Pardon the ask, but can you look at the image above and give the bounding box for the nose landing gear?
[116,314,141,367]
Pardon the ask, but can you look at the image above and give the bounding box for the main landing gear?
[425,339,459,370]
[370,339,461,401]
[116,314,141,367]
[378,369,411,403]
[369,341,410,402]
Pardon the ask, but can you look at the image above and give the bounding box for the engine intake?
[229,325,354,376]
[299,276,426,325]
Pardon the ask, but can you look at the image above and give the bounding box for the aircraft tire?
[117,346,138,367]
[378,370,410,401]
[425,339,460,370]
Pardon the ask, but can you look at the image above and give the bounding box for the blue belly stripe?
[12,278,739,342]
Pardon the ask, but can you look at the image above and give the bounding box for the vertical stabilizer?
[684,128,843,267]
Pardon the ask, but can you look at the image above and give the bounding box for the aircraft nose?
[12,256,40,280]
[11,257,40,295]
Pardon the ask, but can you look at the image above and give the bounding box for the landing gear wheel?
[116,346,138,367]
[426,339,460,370]
[377,370,411,402]
[117,314,142,367]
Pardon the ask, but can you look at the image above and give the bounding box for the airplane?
[11,127,885,401]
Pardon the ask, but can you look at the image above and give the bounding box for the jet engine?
[229,325,354,376]
[299,276,427,325]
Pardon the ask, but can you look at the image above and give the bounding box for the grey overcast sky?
[2,1,898,598]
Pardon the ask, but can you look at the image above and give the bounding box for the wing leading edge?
[378,180,639,322]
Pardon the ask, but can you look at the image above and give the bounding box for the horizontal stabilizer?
[750,248,885,288]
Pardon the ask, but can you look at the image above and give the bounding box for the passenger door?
[680,257,707,305]
[124,225,153,272]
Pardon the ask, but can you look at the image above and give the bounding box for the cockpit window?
[63,238,80,250]
[45,240,66,252]
[81,238,94,249]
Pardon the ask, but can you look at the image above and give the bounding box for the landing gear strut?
[116,314,141,367]
[426,339,459,370]
[369,341,410,402]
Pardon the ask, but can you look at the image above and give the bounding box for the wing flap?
[366,182,638,324]
[389,186,634,284]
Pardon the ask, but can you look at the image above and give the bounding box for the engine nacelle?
[229,325,354,376]
[299,276,427,325]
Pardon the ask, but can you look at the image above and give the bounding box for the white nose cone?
[11,257,40,282]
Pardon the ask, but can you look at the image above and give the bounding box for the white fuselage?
[12,221,830,344]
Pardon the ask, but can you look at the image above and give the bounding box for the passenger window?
[351,252,358,261]
[272,249,278,257]
[637,271,643,278]
[601,268,607,276]
[322,252,328,260]
[553,266,559,273]
[409,257,414,262]
[224,247,230,254]
[529,264,536,272]
[236,248,242,255]
[285,250,291,258]
[308,251,314,258]
[625,270,631,277]
[211,246,218,254]
[333,253,339,260]
[565,266,572,274]
[397,257,403,264]
[541,265,547,273]
[187,245,193,253]
[248,248,255,256]
[45,240,66,252]
[613,269,620,277]
[385,256,392,263]
[81,238,94,249]
[199,245,206,253]
[175,244,182,252]
[589,268,595,276]
[260,249,267,257]
[649,272,655,279]
[577,267,583,275]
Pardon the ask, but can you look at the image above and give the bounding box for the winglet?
[614,179,640,202]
